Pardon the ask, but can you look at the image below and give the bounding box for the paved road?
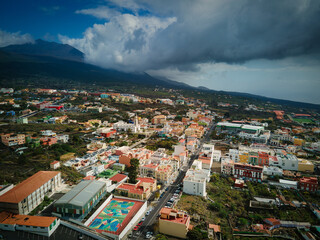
[133,123,215,239]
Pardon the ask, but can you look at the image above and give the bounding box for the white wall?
[101,197,147,240]
[84,194,113,226]
[183,179,206,197]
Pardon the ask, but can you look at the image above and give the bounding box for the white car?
[141,217,145,221]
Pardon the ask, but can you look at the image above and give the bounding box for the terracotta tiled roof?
[109,174,127,183]
[209,224,221,232]
[0,171,60,203]
[0,211,56,227]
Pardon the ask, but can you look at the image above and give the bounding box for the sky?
[0,0,320,104]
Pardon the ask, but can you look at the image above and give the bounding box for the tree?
[155,234,168,240]
[18,154,27,165]
[187,228,204,240]
[127,158,139,184]
[238,218,249,226]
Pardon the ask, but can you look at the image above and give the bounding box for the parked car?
[133,225,139,231]
[141,217,145,221]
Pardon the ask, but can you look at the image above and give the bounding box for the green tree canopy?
[127,158,139,184]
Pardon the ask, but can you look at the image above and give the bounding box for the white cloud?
[59,14,176,72]
[109,0,143,12]
[0,30,34,47]
[75,6,120,19]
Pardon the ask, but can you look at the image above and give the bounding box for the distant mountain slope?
[0,49,193,89]
[0,39,319,110]
[0,39,84,62]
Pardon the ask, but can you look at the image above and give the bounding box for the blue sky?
[1,0,320,104]
[0,1,105,40]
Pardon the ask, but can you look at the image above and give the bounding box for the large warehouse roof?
[55,180,105,207]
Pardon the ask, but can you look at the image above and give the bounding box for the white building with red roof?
[0,171,61,214]
[0,211,60,237]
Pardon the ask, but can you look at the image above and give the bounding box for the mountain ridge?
[0,39,319,110]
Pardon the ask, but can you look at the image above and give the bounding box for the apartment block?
[159,208,191,239]
[1,133,25,147]
[299,177,318,192]
[183,165,209,197]
[233,163,263,182]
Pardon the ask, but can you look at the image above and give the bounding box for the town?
[0,87,319,240]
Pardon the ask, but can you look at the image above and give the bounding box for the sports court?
[88,197,144,234]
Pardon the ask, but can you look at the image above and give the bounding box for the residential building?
[40,130,56,137]
[40,137,57,146]
[16,118,28,124]
[140,163,159,178]
[239,151,249,163]
[1,133,25,147]
[159,208,191,239]
[185,124,204,138]
[276,152,299,171]
[233,163,263,182]
[50,161,60,170]
[114,177,156,200]
[298,159,314,173]
[248,152,259,165]
[80,167,94,177]
[299,177,318,192]
[112,163,126,172]
[0,171,61,214]
[186,110,199,120]
[155,164,174,184]
[212,150,221,162]
[152,115,167,125]
[183,161,210,197]
[92,163,105,175]
[54,180,106,220]
[258,152,269,166]
[0,211,60,237]
[56,134,69,143]
[86,106,102,113]
[228,149,240,162]
[221,158,234,175]
[263,166,283,177]
[119,148,153,167]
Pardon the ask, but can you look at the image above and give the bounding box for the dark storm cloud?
[62,0,320,72]
[146,0,320,70]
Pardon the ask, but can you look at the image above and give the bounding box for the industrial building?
[54,180,106,220]
[0,171,61,214]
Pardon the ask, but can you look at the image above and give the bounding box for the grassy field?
[292,118,313,123]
